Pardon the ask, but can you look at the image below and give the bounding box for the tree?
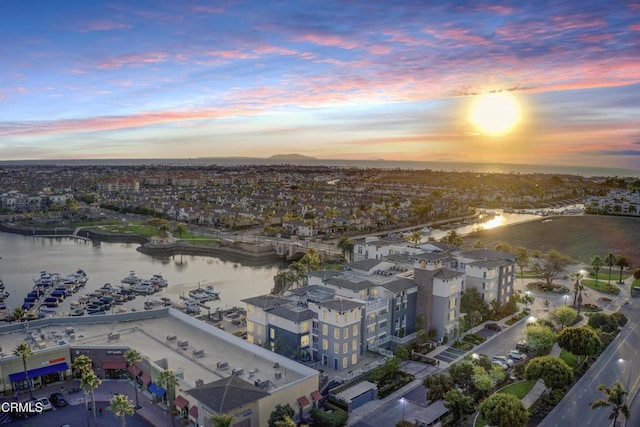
[525,322,556,355]
[588,312,620,333]
[444,389,475,426]
[211,414,236,427]
[395,345,410,360]
[515,247,529,285]
[552,306,578,330]
[11,307,25,322]
[125,348,142,409]
[590,382,630,426]
[441,230,462,246]
[471,365,494,400]
[615,255,630,284]
[290,248,321,287]
[404,230,422,245]
[495,242,513,253]
[478,393,529,427]
[109,393,135,427]
[274,416,296,427]
[531,249,570,288]
[449,361,475,390]
[173,223,187,237]
[13,343,34,400]
[72,354,93,378]
[460,287,487,324]
[336,237,354,262]
[268,404,295,427]
[605,252,616,284]
[157,369,178,427]
[570,271,585,309]
[272,269,296,296]
[556,327,602,364]
[525,356,573,391]
[590,255,603,286]
[423,373,454,402]
[81,371,102,420]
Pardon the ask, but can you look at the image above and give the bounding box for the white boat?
[203,285,220,299]
[184,300,201,314]
[188,288,211,302]
[148,274,168,288]
[130,282,155,294]
[122,271,143,285]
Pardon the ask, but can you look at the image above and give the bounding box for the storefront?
[71,346,128,379]
[9,361,69,391]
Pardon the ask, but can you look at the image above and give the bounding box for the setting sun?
[469,92,522,136]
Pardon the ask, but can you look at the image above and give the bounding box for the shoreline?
[0,223,283,267]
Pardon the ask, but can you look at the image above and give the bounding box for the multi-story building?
[314,298,364,370]
[455,249,516,305]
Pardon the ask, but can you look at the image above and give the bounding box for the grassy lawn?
[97,223,160,237]
[465,216,640,267]
[582,278,620,295]
[559,349,578,369]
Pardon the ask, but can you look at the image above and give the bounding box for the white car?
[509,350,527,361]
[492,360,509,369]
[37,397,53,411]
[492,355,514,368]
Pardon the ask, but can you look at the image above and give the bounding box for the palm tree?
[125,348,142,409]
[616,255,630,284]
[13,343,34,400]
[605,253,616,284]
[72,354,93,378]
[109,393,135,427]
[157,369,178,427]
[590,255,602,286]
[336,237,354,262]
[404,231,422,245]
[210,413,235,427]
[515,247,529,286]
[590,382,630,426]
[571,271,584,308]
[81,371,102,420]
[11,307,25,322]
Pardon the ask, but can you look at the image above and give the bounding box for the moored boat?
[130,281,155,294]
[122,271,143,285]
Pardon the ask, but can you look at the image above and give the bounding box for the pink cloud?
[78,20,129,32]
[630,24,640,31]
[369,45,391,55]
[292,34,360,50]
[191,5,224,14]
[253,44,299,56]
[205,50,254,59]
[579,33,615,43]
[424,27,491,46]
[98,52,171,69]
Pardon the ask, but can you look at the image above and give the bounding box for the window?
[343,343,348,353]
[343,357,348,368]
[352,339,357,350]
[335,313,340,323]
[353,325,358,336]
[334,329,339,339]
[334,343,339,354]
[322,325,328,336]
[322,339,328,350]
[301,335,310,347]
[246,321,254,333]
[343,328,349,339]
[247,305,253,313]
[352,354,357,365]
[323,311,328,321]
[301,321,309,333]
[269,328,275,339]
[343,314,348,323]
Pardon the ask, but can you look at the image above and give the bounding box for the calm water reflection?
[0,233,280,311]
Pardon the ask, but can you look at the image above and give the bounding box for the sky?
[1,0,639,168]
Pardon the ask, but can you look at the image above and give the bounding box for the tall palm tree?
[571,271,584,308]
[210,413,235,427]
[81,371,102,420]
[13,343,34,400]
[109,393,135,427]
[157,369,178,427]
[590,255,602,286]
[590,382,630,426]
[605,253,616,284]
[616,255,630,284]
[125,348,142,409]
[336,237,354,262]
[11,307,25,322]
[72,354,93,378]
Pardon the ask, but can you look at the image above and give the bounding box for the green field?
[474,381,536,427]
[582,278,620,295]
[466,216,640,267]
[559,350,578,369]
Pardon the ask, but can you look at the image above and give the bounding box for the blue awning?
[10,362,69,383]
[148,382,167,397]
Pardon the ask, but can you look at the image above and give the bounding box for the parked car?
[50,392,67,407]
[37,397,53,411]
[491,355,514,368]
[508,350,527,361]
[485,323,503,331]
[516,341,532,353]
[492,360,509,369]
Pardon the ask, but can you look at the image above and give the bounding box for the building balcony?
[365,299,388,311]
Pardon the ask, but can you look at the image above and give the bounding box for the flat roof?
[0,309,317,390]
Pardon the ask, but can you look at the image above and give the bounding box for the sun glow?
[469,92,522,136]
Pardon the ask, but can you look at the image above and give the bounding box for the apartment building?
[456,249,516,305]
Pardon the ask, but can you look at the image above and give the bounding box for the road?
[540,303,640,427]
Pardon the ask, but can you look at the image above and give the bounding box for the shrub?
[309,407,348,427]
[588,312,619,333]
[611,312,628,327]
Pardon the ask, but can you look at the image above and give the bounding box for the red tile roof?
[311,390,323,401]
[189,405,198,418]
[175,395,189,410]
[297,395,311,407]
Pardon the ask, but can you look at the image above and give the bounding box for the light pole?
[400,397,406,422]
[525,291,531,308]
[618,359,632,394]
[563,295,569,306]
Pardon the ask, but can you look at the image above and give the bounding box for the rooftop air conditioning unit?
[195,379,204,387]
[275,372,282,379]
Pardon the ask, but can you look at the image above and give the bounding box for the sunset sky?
[1,1,639,168]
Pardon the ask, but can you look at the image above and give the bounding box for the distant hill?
[269,153,317,160]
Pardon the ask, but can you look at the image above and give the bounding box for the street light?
[400,397,406,422]
[563,295,569,306]
[618,359,632,394]
[525,291,531,308]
